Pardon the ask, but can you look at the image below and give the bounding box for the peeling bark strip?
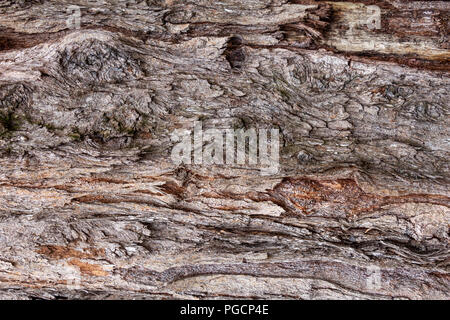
[252,177,450,216]
[0,1,448,300]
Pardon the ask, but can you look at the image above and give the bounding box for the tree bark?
[0,0,448,299]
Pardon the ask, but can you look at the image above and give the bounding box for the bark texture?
[0,0,449,299]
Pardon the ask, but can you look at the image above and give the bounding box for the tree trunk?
[0,0,448,299]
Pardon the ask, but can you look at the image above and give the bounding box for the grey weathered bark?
[0,0,448,299]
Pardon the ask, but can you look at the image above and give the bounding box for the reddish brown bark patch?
[37,245,105,260]
[264,178,450,216]
[68,259,109,277]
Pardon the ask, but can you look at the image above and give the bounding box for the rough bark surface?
[0,0,448,299]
